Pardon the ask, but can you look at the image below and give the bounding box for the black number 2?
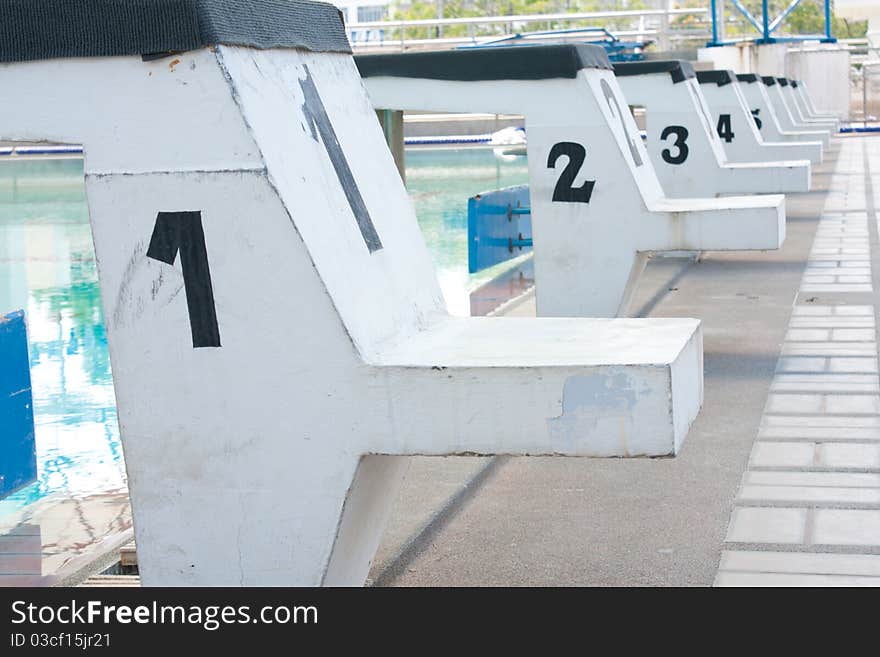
[717,114,735,143]
[600,78,643,167]
[547,142,596,203]
[660,126,689,165]
[147,211,221,348]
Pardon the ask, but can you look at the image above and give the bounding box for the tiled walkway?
[717,138,880,586]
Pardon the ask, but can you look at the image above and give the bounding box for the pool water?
[0,159,124,517]
[405,147,530,315]
[0,146,529,514]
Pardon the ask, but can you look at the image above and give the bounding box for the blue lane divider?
[467,184,532,273]
[0,310,37,500]
[0,144,83,156]
[405,134,492,146]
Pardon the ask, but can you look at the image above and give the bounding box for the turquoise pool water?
[0,159,124,517]
[405,147,530,314]
[0,146,528,514]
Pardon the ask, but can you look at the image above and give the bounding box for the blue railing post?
[762,0,771,42]
[824,0,832,41]
[709,0,719,46]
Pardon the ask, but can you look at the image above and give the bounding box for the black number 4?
[716,114,735,143]
[147,211,221,348]
[547,142,596,203]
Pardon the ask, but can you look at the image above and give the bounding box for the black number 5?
[751,108,763,130]
[547,142,595,203]
[660,126,689,165]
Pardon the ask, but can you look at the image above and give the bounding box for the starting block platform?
[760,77,832,147]
[779,78,839,132]
[614,61,810,196]
[359,46,784,319]
[0,0,707,586]
[796,80,839,122]
[695,70,821,166]
[735,74,828,149]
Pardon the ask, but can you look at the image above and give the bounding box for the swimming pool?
[0,146,529,514]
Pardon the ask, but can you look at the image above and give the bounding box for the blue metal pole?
[762,0,770,42]
[824,0,832,40]
[710,0,718,46]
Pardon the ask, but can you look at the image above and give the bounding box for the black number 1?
[300,65,382,253]
[147,211,221,348]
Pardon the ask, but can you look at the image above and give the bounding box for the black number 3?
[547,142,596,203]
[660,126,689,165]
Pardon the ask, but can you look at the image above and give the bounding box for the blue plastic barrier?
[467,185,533,274]
[0,310,37,499]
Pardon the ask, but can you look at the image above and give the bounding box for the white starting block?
[796,80,839,121]
[0,1,705,585]
[762,76,833,146]
[696,70,822,165]
[358,47,784,319]
[736,74,829,148]
[778,78,839,132]
[614,61,809,197]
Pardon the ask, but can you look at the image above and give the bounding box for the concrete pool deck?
[7,133,880,587]
[370,134,880,586]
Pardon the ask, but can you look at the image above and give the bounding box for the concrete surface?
[370,135,854,587]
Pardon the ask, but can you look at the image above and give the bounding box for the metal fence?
[348,7,712,52]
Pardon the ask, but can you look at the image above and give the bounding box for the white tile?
[765,394,823,414]
[770,378,879,394]
[750,442,815,468]
[777,357,827,373]
[726,507,807,544]
[825,395,880,414]
[738,485,880,505]
[744,471,880,488]
[785,329,830,341]
[715,572,880,587]
[817,443,880,469]
[763,415,880,428]
[832,329,876,341]
[791,318,874,328]
[759,426,880,441]
[812,509,880,546]
[719,550,880,576]
[784,343,877,357]
[800,285,874,293]
[831,307,875,316]
[828,358,879,373]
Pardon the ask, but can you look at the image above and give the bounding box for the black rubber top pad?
[791,80,799,88]
[762,76,777,86]
[0,0,351,63]
[356,44,612,81]
[613,60,694,84]
[736,73,758,83]
[777,77,789,86]
[695,69,733,86]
